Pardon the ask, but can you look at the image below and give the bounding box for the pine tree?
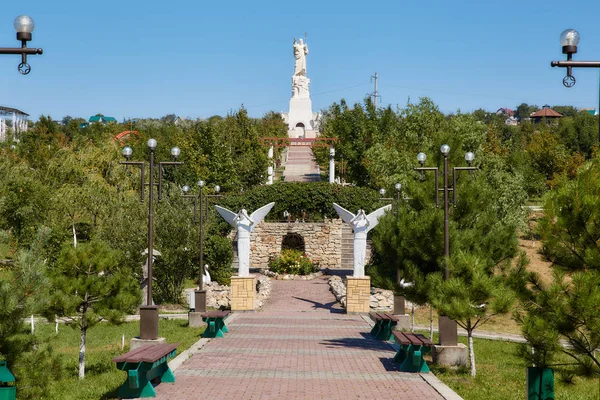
[44,240,140,379]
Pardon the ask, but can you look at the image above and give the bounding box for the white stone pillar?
[329,148,335,184]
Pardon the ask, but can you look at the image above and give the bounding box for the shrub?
[204,235,234,285]
[268,249,319,275]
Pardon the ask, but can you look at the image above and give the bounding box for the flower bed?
[267,249,320,275]
[263,249,321,279]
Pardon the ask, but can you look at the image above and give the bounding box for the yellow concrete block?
[231,276,256,311]
[345,276,370,314]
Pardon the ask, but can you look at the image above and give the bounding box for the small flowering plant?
[268,249,319,275]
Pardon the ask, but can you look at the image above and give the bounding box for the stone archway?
[294,123,305,138]
[281,232,305,253]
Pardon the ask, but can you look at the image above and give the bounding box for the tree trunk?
[72,218,77,248]
[429,305,434,340]
[79,313,87,379]
[411,304,415,332]
[468,331,476,377]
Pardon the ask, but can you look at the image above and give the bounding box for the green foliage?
[44,240,140,378]
[0,227,56,398]
[215,182,382,226]
[371,153,526,305]
[428,252,518,376]
[203,235,234,285]
[514,160,600,375]
[538,160,600,271]
[153,187,199,304]
[268,249,319,275]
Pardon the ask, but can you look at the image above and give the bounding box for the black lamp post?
[121,139,182,340]
[181,180,209,312]
[550,29,600,141]
[0,15,43,74]
[414,145,476,347]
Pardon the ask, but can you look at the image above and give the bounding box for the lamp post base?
[438,315,458,346]
[432,343,468,367]
[194,290,207,313]
[130,336,166,351]
[139,305,159,340]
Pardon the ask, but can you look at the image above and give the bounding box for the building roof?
[89,115,117,123]
[0,106,29,116]
[496,108,515,116]
[530,107,563,118]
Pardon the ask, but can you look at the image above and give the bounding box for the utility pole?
[369,72,380,108]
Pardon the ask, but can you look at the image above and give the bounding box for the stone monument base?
[345,276,370,314]
[432,343,468,367]
[188,311,205,328]
[231,275,255,311]
[130,337,167,351]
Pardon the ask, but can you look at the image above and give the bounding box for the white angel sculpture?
[333,203,392,278]
[215,202,275,277]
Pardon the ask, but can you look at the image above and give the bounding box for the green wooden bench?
[112,343,178,398]
[201,310,230,338]
[392,331,433,373]
[369,312,399,340]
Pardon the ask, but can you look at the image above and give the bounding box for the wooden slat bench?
[369,312,400,340]
[392,331,433,373]
[112,343,178,398]
[201,310,230,338]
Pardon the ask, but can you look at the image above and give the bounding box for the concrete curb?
[421,374,464,400]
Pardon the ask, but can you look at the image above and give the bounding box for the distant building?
[530,105,563,125]
[89,115,117,124]
[0,106,29,142]
[580,108,598,116]
[505,116,518,126]
[496,108,515,117]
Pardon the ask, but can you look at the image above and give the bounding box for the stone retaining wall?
[233,220,344,269]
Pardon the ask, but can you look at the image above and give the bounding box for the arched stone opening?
[294,123,305,138]
[281,232,305,253]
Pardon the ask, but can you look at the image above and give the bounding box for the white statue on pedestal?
[293,38,308,76]
[215,203,275,277]
[333,203,392,278]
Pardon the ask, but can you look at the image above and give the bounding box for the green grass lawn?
[428,333,599,400]
[26,319,203,400]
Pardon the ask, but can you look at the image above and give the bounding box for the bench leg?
[370,320,381,336]
[398,345,430,373]
[202,318,226,338]
[117,364,156,398]
[154,361,176,383]
[393,346,408,364]
[375,321,395,340]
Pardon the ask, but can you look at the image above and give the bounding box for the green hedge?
[214,182,383,224]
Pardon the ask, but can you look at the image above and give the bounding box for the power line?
[381,83,593,106]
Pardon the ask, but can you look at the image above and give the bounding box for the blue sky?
[1,0,599,121]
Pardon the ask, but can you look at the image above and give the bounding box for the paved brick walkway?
[153,277,449,399]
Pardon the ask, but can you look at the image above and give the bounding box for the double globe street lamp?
[121,139,182,341]
[415,145,476,347]
[0,15,43,74]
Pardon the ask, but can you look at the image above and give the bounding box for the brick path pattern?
[153,277,445,399]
